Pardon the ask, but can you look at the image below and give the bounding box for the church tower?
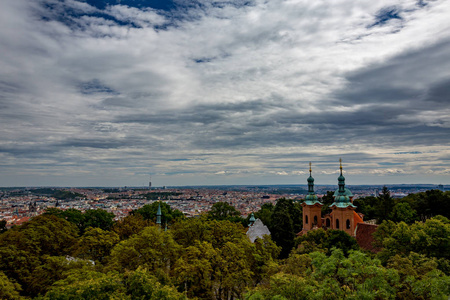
[329,159,358,236]
[301,162,323,234]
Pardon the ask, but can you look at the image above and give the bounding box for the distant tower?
[301,162,323,234]
[149,176,152,190]
[156,201,162,227]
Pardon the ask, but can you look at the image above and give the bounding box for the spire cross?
[309,162,312,175]
[339,158,343,175]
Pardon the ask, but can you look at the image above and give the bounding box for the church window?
[313,215,318,225]
[346,219,351,229]
[336,219,339,229]
[326,218,330,227]
[305,215,308,224]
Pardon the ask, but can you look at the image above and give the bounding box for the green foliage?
[44,208,115,233]
[254,203,273,229]
[1,214,78,256]
[112,214,151,240]
[207,201,242,223]
[42,268,186,300]
[72,227,119,263]
[389,202,418,224]
[353,196,378,220]
[320,191,334,215]
[294,228,359,256]
[83,209,115,231]
[269,198,302,258]
[132,202,184,224]
[375,216,450,266]
[29,188,84,199]
[375,186,395,224]
[246,249,400,300]
[108,226,180,278]
[0,219,7,234]
[0,271,22,300]
[402,189,450,220]
[143,192,182,200]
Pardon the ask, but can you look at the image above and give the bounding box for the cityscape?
[1,182,445,228]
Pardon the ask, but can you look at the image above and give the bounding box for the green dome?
[307,175,314,183]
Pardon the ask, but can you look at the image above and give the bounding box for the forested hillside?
[0,191,449,299]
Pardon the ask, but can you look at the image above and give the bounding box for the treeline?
[354,187,450,224]
[0,190,449,299]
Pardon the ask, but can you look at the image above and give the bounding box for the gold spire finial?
[309,162,312,174]
[339,158,343,174]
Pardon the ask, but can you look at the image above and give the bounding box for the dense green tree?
[207,202,242,223]
[83,209,115,231]
[254,203,273,229]
[294,228,359,256]
[375,186,395,224]
[132,202,184,224]
[1,214,78,256]
[389,202,418,224]
[44,208,114,233]
[0,219,7,234]
[108,226,180,281]
[72,227,120,263]
[402,189,450,220]
[320,191,334,215]
[245,249,400,300]
[0,270,22,300]
[42,268,186,300]
[375,216,450,265]
[112,214,151,240]
[353,196,378,221]
[269,198,302,258]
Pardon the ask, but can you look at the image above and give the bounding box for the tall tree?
[376,186,395,224]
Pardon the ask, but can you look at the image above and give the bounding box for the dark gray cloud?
[0,0,449,186]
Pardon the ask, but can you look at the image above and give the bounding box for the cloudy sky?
[1,0,449,187]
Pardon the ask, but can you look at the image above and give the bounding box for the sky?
[0,0,449,187]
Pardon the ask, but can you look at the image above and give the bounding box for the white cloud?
[0,0,449,185]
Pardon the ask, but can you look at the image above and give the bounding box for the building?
[301,160,366,238]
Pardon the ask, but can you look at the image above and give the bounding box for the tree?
[113,214,151,240]
[0,271,22,300]
[269,198,302,258]
[294,228,359,256]
[389,202,417,224]
[320,191,334,215]
[132,202,184,225]
[83,209,115,231]
[0,220,7,234]
[43,268,186,300]
[254,203,274,229]
[353,196,378,221]
[72,227,120,263]
[375,186,395,224]
[207,202,242,222]
[108,226,180,279]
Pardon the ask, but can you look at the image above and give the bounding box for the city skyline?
[1,0,450,187]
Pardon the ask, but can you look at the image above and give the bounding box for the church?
[300,160,377,250]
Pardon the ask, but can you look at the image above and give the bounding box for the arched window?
[326,218,330,227]
[336,219,339,229]
[305,215,308,224]
[346,219,351,229]
[313,215,318,225]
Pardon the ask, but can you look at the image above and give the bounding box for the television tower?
[149,176,152,190]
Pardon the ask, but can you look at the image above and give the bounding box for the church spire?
[305,162,320,204]
[338,158,346,194]
[156,201,162,227]
[307,162,315,194]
